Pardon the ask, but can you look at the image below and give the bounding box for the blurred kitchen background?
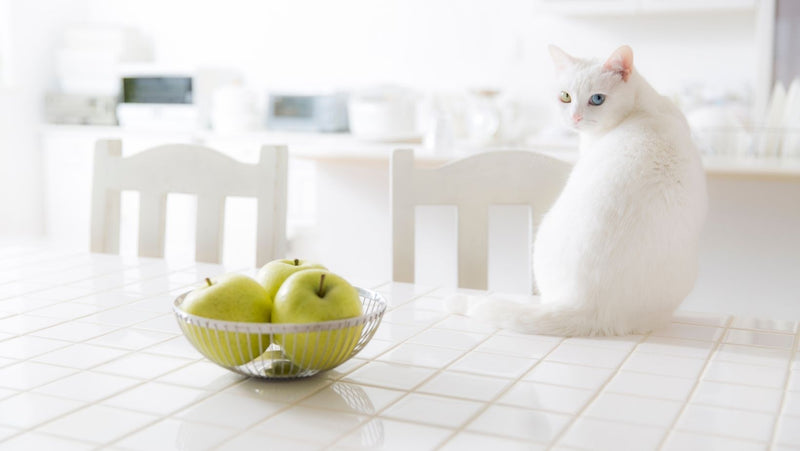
[0,0,798,316]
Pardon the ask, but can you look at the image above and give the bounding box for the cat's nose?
[572,113,583,124]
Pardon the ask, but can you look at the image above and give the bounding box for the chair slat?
[390,148,572,292]
[90,140,122,254]
[90,139,289,266]
[195,195,225,263]
[138,190,167,258]
[391,149,416,283]
[457,204,489,290]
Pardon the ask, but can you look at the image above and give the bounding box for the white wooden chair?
[390,148,573,291]
[90,139,288,266]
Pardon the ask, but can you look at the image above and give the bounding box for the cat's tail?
[447,294,610,337]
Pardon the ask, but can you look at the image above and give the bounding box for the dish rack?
[691,78,800,159]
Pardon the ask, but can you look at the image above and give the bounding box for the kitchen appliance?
[116,66,197,130]
[211,81,258,133]
[348,86,419,140]
[265,92,349,132]
[44,93,118,126]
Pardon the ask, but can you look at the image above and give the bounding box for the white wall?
[83,0,757,110]
[683,175,800,318]
[0,0,87,237]
[0,0,760,240]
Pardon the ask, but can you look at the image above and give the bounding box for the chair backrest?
[390,148,573,291]
[90,139,288,266]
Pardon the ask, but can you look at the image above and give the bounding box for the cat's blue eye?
[589,94,605,106]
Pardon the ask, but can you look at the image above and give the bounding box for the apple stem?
[293,258,299,266]
[204,277,212,287]
[318,273,326,297]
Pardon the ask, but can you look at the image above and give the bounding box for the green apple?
[255,258,326,303]
[181,273,271,366]
[272,269,363,371]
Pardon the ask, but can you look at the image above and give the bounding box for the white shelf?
[702,155,800,179]
[39,124,800,178]
[534,0,757,15]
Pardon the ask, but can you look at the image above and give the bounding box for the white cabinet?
[535,0,637,15]
[640,0,756,13]
[535,0,757,15]
[0,0,8,86]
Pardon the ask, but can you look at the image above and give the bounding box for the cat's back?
[534,90,707,310]
[587,92,703,196]
[604,93,692,160]
[546,89,706,248]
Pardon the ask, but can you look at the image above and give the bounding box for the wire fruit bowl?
[173,287,387,379]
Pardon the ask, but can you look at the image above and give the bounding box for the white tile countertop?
[1,242,799,450]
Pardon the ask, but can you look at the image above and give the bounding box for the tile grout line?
[433,341,567,449]
[0,298,450,446]
[653,315,734,450]
[0,256,195,304]
[0,311,190,377]
[766,321,800,448]
[0,260,231,360]
[3,306,748,448]
[0,341,215,446]
[1,280,399,447]
[310,286,474,448]
[330,346,497,445]
[323,300,509,449]
[0,250,103,285]
[0,264,206,345]
[166,381,335,451]
[544,332,651,449]
[94,352,289,449]
[0,265,225,446]
[196,284,448,450]
[357,333,504,449]
[5,260,798,450]
[0,298,200,409]
[426,304,581,451]
[152,284,437,449]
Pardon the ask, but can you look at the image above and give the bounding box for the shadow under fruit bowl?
[173,287,387,379]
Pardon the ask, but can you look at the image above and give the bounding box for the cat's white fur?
[448,45,708,336]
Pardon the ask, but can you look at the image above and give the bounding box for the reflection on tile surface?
[4,244,800,450]
[113,418,236,451]
[467,404,571,443]
[382,393,483,428]
[584,392,683,428]
[691,380,783,413]
[724,329,796,349]
[36,405,158,444]
[676,404,776,442]
[498,381,594,414]
[558,417,665,451]
[662,430,766,451]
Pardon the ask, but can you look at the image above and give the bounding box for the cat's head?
[549,45,636,134]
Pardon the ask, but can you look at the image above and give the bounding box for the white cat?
[449,45,708,336]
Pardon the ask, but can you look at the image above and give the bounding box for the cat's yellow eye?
[560,91,572,103]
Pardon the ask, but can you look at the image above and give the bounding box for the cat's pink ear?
[548,45,576,71]
[603,45,633,81]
